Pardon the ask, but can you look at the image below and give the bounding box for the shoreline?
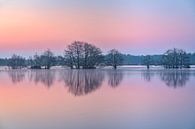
[1,65,195,71]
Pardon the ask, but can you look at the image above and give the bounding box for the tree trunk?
[114,65,117,69]
[147,65,150,69]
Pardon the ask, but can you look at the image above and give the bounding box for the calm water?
[0,68,195,129]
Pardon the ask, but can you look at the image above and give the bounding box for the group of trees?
[143,55,152,69]
[143,48,191,69]
[0,41,193,70]
[31,50,55,69]
[8,55,26,69]
[162,48,190,69]
[64,41,103,69]
[106,49,123,69]
[64,41,123,69]
[6,41,123,70]
[7,52,56,70]
[8,50,56,69]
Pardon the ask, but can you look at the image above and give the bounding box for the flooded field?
[0,68,195,129]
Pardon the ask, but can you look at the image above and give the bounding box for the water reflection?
[6,69,194,93]
[142,70,191,88]
[60,70,105,96]
[2,69,195,129]
[159,70,190,88]
[142,70,155,82]
[8,70,26,84]
[107,70,124,88]
[28,70,56,88]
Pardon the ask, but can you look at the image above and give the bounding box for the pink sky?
[0,0,194,56]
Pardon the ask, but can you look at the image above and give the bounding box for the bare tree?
[106,49,123,69]
[8,54,26,69]
[162,48,190,69]
[143,55,152,69]
[64,41,103,69]
[66,41,83,69]
[83,43,103,69]
[41,49,55,69]
[64,48,74,69]
[30,53,42,69]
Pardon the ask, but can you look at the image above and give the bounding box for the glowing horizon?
[0,0,195,56]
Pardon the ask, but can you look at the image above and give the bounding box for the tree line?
[143,48,191,69]
[0,41,193,69]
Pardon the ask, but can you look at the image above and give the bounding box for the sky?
[0,0,195,57]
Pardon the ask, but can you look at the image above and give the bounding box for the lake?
[0,68,195,129]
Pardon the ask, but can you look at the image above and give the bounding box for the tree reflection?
[29,70,56,88]
[8,70,26,83]
[107,70,124,88]
[160,70,190,88]
[7,69,192,91]
[60,70,105,96]
[142,70,155,82]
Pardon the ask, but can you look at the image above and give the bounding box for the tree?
[179,50,190,68]
[66,41,83,69]
[143,55,152,69]
[29,53,42,69]
[64,47,74,69]
[41,49,55,69]
[83,43,103,69]
[64,41,103,69]
[55,56,65,66]
[162,48,190,69]
[106,49,123,69]
[8,54,26,69]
